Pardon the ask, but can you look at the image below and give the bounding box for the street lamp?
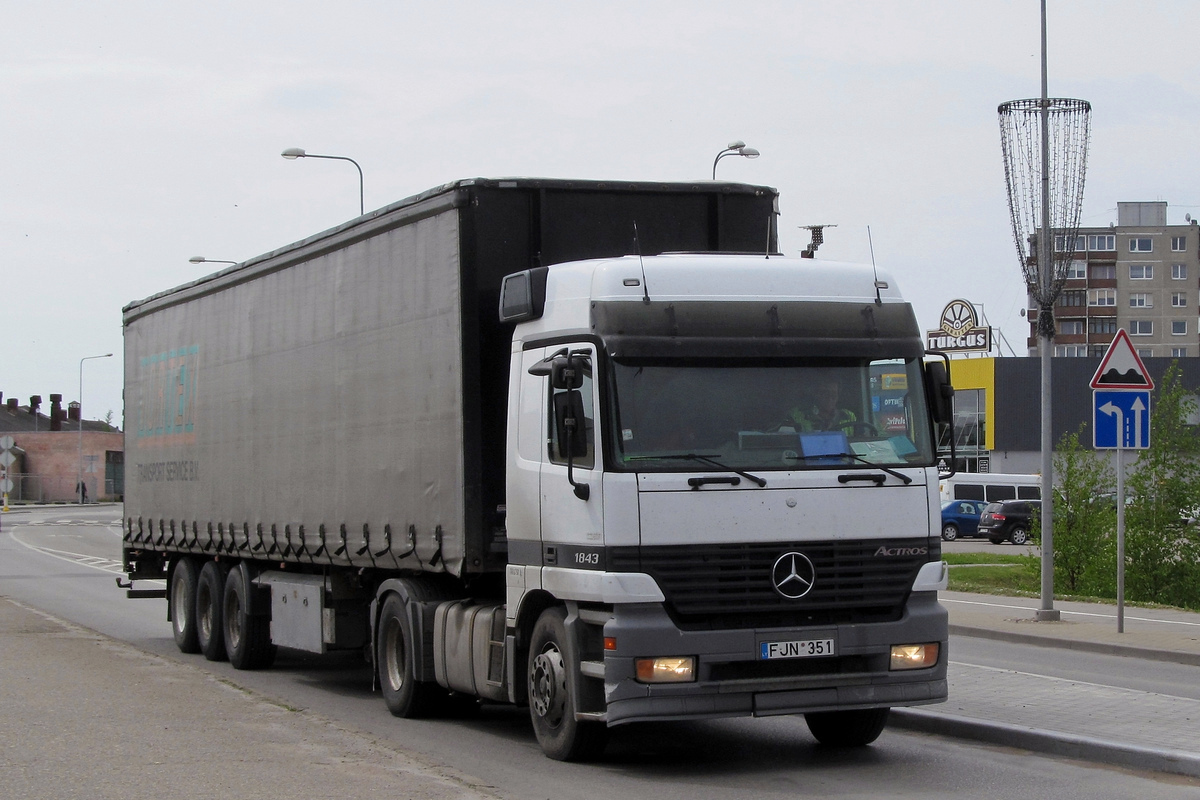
[78,353,113,504]
[281,147,365,216]
[712,140,760,179]
[189,256,237,265]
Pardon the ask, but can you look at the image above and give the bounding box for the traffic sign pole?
[1116,446,1125,633]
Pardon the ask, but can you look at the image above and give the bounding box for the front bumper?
[602,591,948,726]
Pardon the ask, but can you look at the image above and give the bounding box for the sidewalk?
[891,590,1200,779]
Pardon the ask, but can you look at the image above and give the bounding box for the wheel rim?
[224,588,243,652]
[172,573,189,636]
[530,644,567,727]
[1012,529,1027,544]
[383,618,405,693]
[942,524,957,541]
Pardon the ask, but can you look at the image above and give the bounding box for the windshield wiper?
[786,452,912,485]
[628,453,767,487]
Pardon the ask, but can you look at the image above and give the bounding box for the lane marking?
[7,526,135,578]
[943,596,1200,628]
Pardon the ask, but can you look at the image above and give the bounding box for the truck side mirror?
[552,390,591,501]
[924,359,954,427]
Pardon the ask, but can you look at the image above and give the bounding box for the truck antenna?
[633,221,651,304]
[867,225,884,306]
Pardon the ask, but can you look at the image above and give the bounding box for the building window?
[1089,234,1116,251]
[1058,290,1086,307]
[1054,344,1089,357]
[1172,292,1187,307]
[1089,318,1117,334]
[1173,320,1188,335]
[1089,288,1116,306]
[1091,264,1116,279]
[1129,238,1153,252]
[1055,234,1086,252]
[1137,348,1154,358]
[1130,264,1153,280]
[1089,345,1108,357]
[1173,263,1187,280]
[1129,293,1153,308]
[1173,347,1188,358]
[1059,320,1085,335]
[1130,320,1153,335]
[1066,261,1087,279]
[1172,236,1187,252]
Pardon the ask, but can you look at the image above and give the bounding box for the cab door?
[538,345,605,572]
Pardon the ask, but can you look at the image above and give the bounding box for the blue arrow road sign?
[1094,390,1151,449]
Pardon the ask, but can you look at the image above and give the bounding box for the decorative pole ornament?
[998,97,1091,338]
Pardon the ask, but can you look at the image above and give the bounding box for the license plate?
[760,638,836,660]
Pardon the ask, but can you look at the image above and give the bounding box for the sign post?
[0,435,14,512]
[1090,330,1153,633]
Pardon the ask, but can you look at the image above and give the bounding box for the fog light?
[890,643,939,670]
[635,656,696,683]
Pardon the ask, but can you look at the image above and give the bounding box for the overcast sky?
[4,1,1198,425]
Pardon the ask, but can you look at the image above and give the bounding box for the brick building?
[0,398,123,503]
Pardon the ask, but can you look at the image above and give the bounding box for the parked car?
[977,500,1041,545]
[940,499,990,541]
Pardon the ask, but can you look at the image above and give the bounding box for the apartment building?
[1031,201,1200,359]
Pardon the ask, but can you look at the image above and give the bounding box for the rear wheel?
[223,565,276,670]
[377,593,447,717]
[941,523,959,542]
[527,607,608,762]
[805,708,890,747]
[170,558,200,654]
[196,560,229,662]
[1010,527,1029,545]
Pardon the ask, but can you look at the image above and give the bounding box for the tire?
[196,560,230,662]
[941,523,959,542]
[1009,527,1029,546]
[805,708,890,747]
[223,564,277,670]
[988,538,1004,545]
[527,607,608,762]
[377,593,447,718]
[170,558,201,654]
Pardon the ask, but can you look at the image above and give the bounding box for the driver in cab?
[787,378,858,436]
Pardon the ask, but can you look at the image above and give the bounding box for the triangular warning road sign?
[1090,329,1155,390]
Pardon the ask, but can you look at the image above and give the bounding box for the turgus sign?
[926,299,991,353]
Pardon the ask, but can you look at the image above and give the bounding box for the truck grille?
[609,539,938,631]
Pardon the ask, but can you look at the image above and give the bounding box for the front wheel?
[1010,527,1029,546]
[527,607,607,761]
[941,523,959,542]
[805,708,890,747]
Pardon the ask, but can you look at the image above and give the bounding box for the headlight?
[635,656,696,683]
[890,643,939,670]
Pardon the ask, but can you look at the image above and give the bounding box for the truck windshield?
[608,357,935,471]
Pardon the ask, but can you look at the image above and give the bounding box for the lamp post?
[78,353,113,504]
[281,147,365,216]
[712,140,760,179]
[189,256,237,265]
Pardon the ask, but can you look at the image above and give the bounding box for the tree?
[1125,364,1200,608]
[1048,428,1115,595]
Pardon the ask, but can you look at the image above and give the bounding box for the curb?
[950,624,1200,667]
[890,707,1200,780]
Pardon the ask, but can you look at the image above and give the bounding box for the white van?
[939,473,1041,503]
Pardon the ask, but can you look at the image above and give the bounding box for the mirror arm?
[563,415,590,501]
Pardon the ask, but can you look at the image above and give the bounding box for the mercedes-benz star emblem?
[771,552,816,599]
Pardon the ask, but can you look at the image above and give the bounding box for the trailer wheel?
[804,708,890,747]
[527,607,607,761]
[377,593,446,717]
[170,558,201,654]
[223,565,276,670]
[196,560,230,662]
